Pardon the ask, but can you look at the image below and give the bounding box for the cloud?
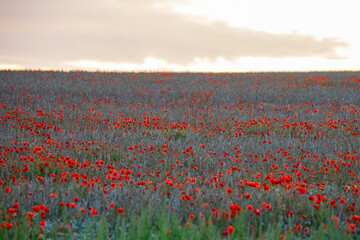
[0,0,348,68]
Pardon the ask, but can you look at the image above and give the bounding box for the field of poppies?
[0,70,360,239]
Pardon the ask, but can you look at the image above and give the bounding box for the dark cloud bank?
[0,0,348,68]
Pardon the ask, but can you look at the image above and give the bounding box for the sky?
[1,0,359,72]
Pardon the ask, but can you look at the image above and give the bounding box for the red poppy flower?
[91,209,98,216]
[32,206,41,213]
[138,181,146,186]
[228,225,235,234]
[352,215,360,223]
[7,222,13,230]
[181,195,192,201]
[244,193,252,199]
[298,187,307,194]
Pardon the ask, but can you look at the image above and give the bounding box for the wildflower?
[25,212,35,220]
[91,209,98,216]
[181,195,192,201]
[7,222,13,230]
[32,206,41,213]
[298,187,307,194]
[228,225,235,235]
[222,227,229,238]
[40,205,49,213]
[349,223,356,233]
[138,181,146,186]
[230,204,242,218]
[352,215,360,223]
[244,193,252,199]
[12,203,20,209]
[350,205,355,212]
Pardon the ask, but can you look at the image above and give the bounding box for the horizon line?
[1,68,360,74]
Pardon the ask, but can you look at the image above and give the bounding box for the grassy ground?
[0,70,360,239]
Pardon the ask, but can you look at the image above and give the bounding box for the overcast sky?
[1,0,359,71]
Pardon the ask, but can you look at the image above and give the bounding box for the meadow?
[0,70,360,239]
